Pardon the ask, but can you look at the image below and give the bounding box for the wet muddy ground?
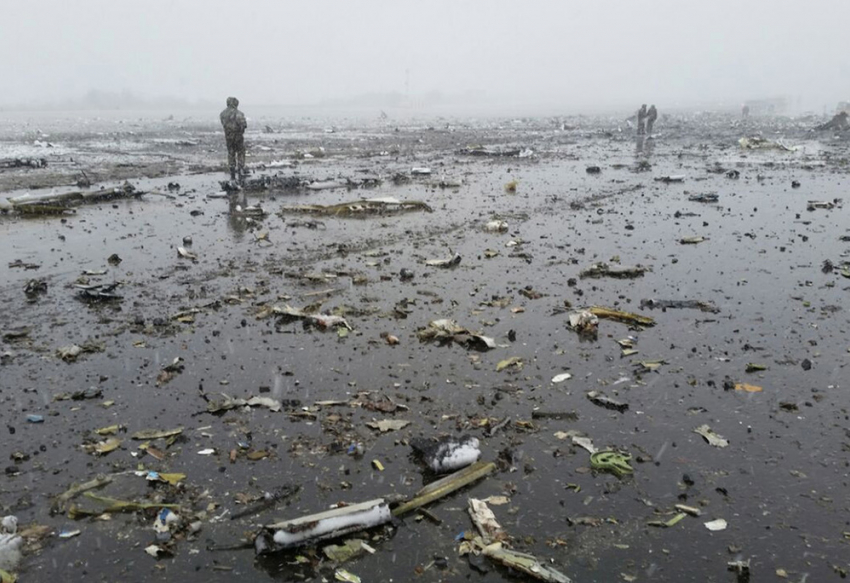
[1,112,849,582]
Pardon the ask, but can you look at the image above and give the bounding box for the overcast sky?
[2,0,848,113]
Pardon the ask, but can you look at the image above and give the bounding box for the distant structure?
[742,97,789,116]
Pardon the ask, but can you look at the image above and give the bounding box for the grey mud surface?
[2,111,850,582]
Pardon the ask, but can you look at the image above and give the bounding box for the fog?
[3,0,849,114]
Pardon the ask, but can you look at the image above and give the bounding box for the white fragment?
[694,424,729,448]
[428,437,481,473]
[145,544,164,557]
[571,436,598,454]
[484,220,508,233]
[270,499,391,549]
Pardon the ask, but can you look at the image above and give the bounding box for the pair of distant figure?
[220,97,247,180]
[636,104,658,136]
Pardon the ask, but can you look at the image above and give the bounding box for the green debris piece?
[95,424,121,436]
[0,569,17,583]
[745,363,767,373]
[53,474,113,514]
[76,492,180,515]
[392,462,496,517]
[590,451,633,478]
[496,357,523,372]
[589,306,655,327]
[335,569,361,583]
[647,512,688,528]
[324,539,370,563]
[93,437,122,455]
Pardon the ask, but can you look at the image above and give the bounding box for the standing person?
[646,104,658,136]
[742,104,750,119]
[220,97,247,180]
[637,104,647,135]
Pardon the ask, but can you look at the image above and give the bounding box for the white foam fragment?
[430,437,481,473]
[270,499,390,549]
[0,533,23,572]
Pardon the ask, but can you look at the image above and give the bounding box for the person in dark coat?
[636,104,647,135]
[646,105,658,135]
[220,97,247,179]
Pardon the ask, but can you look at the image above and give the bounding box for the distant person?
[646,105,658,135]
[636,104,647,135]
[742,104,750,119]
[220,97,247,180]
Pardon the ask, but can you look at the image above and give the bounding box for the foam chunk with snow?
[262,499,390,551]
[412,435,481,473]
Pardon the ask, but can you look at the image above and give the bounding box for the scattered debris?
[75,283,122,302]
[688,193,719,203]
[479,542,572,583]
[735,383,763,393]
[177,246,198,262]
[279,198,432,216]
[694,425,729,448]
[322,539,375,563]
[739,136,796,151]
[0,157,47,169]
[586,390,629,412]
[639,298,719,313]
[567,310,599,335]
[496,357,523,372]
[580,263,650,279]
[205,394,284,414]
[366,419,411,433]
[266,304,353,331]
[23,279,47,298]
[416,319,495,350]
[807,200,836,211]
[484,220,509,233]
[56,341,104,362]
[425,253,462,268]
